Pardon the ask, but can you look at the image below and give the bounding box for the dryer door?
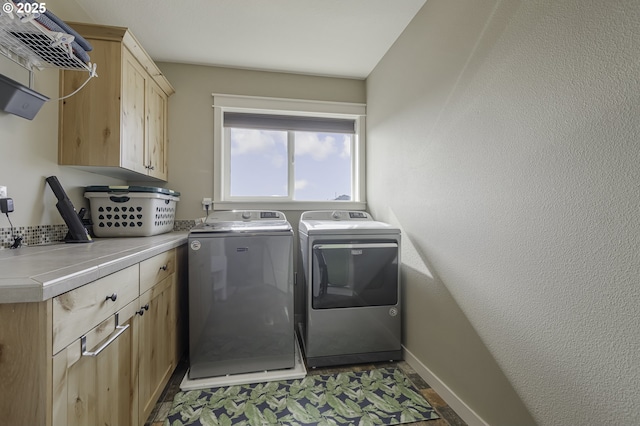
[312,242,398,309]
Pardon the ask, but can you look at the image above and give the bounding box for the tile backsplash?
[0,220,196,249]
[0,224,68,249]
[173,220,196,232]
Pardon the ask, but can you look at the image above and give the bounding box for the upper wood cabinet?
[59,23,174,181]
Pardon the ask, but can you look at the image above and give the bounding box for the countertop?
[0,232,188,304]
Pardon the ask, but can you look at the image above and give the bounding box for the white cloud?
[340,137,351,158]
[295,179,309,190]
[231,129,285,155]
[231,129,287,169]
[232,130,352,164]
[295,133,336,161]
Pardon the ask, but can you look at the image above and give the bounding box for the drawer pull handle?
[105,293,118,302]
[81,313,129,357]
[160,265,168,271]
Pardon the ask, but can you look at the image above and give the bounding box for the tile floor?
[145,358,467,426]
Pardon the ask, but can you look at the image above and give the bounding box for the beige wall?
[0,0,118,230]
[154,62,365,220]
[367,0,640,425]
[0,60,123,229]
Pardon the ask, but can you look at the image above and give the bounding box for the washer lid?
[191,210,292,233]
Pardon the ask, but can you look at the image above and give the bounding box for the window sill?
[213,200,367,212]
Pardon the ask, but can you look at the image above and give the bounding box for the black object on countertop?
[46,176,93,243]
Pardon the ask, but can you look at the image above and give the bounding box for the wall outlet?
[202,197,212,211]
[0,186,6,198]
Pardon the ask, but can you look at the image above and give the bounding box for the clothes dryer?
[188,210,294,379]
[298,211,401,367]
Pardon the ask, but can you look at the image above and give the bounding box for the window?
[213,95,366,210]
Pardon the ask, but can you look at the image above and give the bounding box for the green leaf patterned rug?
[165,367,439,426]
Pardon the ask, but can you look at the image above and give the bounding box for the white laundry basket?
[84,186,180,237]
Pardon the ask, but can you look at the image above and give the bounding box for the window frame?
[213,94,366,211]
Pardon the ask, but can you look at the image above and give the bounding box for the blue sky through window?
[229,128,352,200]
[294,131,351,200]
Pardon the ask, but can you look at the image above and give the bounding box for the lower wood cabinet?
[137,273,178,424]
[0,246,185,426]
[53,301,138,426]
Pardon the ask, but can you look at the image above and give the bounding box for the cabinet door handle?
[81,316,130,357]
[148,165,155,171]
[160,265,168,271]
[105,293,117,302]
[136,304,150,316]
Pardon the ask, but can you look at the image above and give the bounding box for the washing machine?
[298,210,401,368]
[187,210,295,379]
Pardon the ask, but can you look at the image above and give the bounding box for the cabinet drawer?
[140,249,176,294]
[53,265,139,354]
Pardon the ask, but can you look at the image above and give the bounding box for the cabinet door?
[147,79,169,180]
[0,301,50,426]
[53,304,138,426]
[121,48,148,175]
[59,39,123,168]
[137,274,177,424]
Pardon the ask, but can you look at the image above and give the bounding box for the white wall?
[366,0,640,425]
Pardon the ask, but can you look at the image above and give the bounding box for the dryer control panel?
[302,210,372,221]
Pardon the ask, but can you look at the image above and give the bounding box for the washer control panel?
[205,210,286,223]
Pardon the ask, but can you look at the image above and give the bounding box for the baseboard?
[402,346,490,426]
